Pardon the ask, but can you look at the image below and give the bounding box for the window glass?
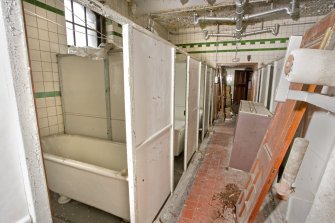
[88,29,97,47]
[66,22,74,46]
[74,25,86,47]
[73,2,85,26]
[64,0,73,22]
[65,0,101,48]
[86,9,96,30]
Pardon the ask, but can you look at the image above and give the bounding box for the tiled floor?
[177,117,288,223]
[177,118,249,223]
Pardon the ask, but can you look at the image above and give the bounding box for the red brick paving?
[177,119,248,223]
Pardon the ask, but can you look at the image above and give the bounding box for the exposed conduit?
[204,24,280,40]
[194,0,296,39]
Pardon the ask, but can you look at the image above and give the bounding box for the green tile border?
[35,91,61,98]
[23,0,65,16]
[176,37,289,48]
[177,47,287,54]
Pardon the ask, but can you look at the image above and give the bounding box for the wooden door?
[233,70,250,105]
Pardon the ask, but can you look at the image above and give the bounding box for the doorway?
[233,70,252,111]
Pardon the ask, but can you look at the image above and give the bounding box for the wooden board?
[123,24,175,223]
[236,11,335,223]
[184,56,200,170]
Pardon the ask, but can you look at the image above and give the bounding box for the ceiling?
[132,0,334,30]
[133,0,234,15]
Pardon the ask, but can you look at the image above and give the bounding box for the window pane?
[66,22,74,46]
[86,9,97,30]
[75,25,86,47]
[73,2,85,26]
[87,30,97,48]
[64,0,73,22]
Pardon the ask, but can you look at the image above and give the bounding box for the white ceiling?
[133,0,234,15]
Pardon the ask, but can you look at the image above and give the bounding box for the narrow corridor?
[177,118,249,223]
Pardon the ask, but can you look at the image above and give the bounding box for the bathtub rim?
[41,133,126,147]
[43,153,128,182]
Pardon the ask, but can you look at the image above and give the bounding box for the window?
[64,0,105,47]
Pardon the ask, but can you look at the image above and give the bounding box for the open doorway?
[233,69,253,110]
[219,63,258,114]
[173,53,187,189]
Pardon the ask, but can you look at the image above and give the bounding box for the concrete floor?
[174,151,185,189]
[50,192,123,223]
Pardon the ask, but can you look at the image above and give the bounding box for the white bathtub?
[41,134,130,221]
[174,120,185,156]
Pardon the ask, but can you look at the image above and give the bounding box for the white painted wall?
[0,1,52,221]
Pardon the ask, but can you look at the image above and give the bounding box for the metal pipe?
[193,0,296,24]
[204,30,235,40]
[241,24,279,37]
[204,24,279,39]
[194,12,235,24]
[235,0,245,40]
[243,0,296,20]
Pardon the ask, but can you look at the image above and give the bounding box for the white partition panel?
[123,25,175,223]
[199,63,206,140]
[175,62,187,120]
[265,64,274,109]
[203,67,211,137]
[259,67,268,105]
[184,56,200,170]
[59,56,107,139]
[109,52,126,142]
[209,69,215,126]
[254,69,261,102]
[269,59,284,113]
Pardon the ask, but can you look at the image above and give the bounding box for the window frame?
[65,0,105,47]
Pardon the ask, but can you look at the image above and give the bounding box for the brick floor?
[177,118,249,223]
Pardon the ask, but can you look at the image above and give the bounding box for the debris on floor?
[212,183,241,220]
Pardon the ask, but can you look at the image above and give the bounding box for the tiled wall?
[22,0,168,137]
[23,0,68,136]
[170,16,324,67]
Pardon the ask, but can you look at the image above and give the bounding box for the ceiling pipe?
[193,12,234,24]
[204,24,279,40]
[235,0,246,40]
[194,0,296,39]
[243,0,296,20]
